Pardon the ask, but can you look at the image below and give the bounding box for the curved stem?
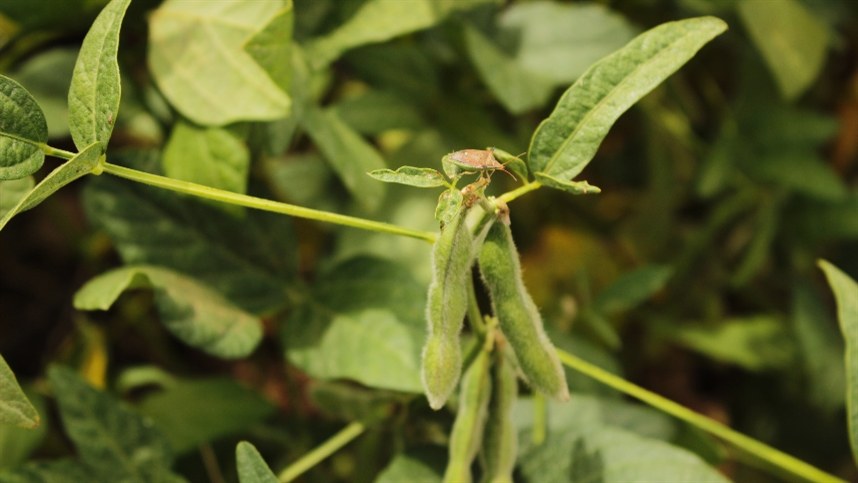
[278,422,366,482]
[498,181,541,204]
[101,163,436,243]
[556,349,844,483]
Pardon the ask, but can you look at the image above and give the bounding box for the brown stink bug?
[442,148,517,181]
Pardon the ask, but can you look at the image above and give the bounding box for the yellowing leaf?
[148,0,291,125]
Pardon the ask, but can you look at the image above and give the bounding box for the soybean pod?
[422,207,475,409]
[478,222,569,401]
[422,205,496,410]
[443,345,491,483]
[480,340,518,483]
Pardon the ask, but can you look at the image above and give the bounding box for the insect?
[443,148,517,181]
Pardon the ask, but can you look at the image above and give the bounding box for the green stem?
[498,181,541,204]
[278,422,366,482]
[556,349,844,483]
[101,163,436,243]
[531,393,547,445]
[41,144,76,160]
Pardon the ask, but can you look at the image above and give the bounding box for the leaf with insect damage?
[368,166,448,188]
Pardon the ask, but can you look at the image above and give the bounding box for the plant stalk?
[40,144,77,159]
[498,181,541,204]
[556,349,845,483]
[278,422,366,482]
[101,163,436,243]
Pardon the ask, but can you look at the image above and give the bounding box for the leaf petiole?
[498,181,541,204]
[40,144,77,160]
[278,421,366,482]
[100,163,436,243]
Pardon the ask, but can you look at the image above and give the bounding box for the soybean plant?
[371,149,572,482]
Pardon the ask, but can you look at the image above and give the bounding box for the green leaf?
[283,257,425,393]
[0,177,33,219]
[344,44,439,103]
[462,23,554,114]
[548,330,624,398]
[67,0,129,151]
[498,2,636,84]
[580,309,622,350]
[74,265,263,359]
[791,281,845,412]
[162,121,250,198]
[513,395,676,442]
[148,0,291,126]
[730,199,780,287]
[512,395,721,479]
[244,2,294,93]
[332,189,436,284]
[9,48,78,139]
[0,0,100,32]
[0,75,47,179]
[376,449,444,483]
[529,17,727,182]
[534,172,601,195]
[434,188,464,225]
[139,378,275,454]
[738,0,829,100]
[236,442,278,483]
[0,460,97,483]
[0,142,101,232]
[0,389,47,468]
[793,192,858,242]
[0,355,38,429]
[83,161,296,314]
[672,316,795,371]
[309,381,402,425]
[367,166,447,188]
[263,153,335,208]
[743,152,847,201]
[332,90,424,135]
[48,366,175,482]
[301,107,386,211]
[594,265,672,315]
[817,260,858,467]
[305,0,495,69]
[519,427,727,483]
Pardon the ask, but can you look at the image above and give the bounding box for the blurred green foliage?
[0,0,856,481]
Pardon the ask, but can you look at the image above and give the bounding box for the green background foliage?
[0,0,856,481]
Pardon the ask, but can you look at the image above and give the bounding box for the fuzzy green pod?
[480,342,518,483]
[478,222,569,400]
[422,208,474,410]
[443,346,492,483]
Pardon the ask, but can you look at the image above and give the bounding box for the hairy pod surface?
[478,222,569,400]
[443,346,492,483]
[422,208,475,410]
[480,342,518,483]
[422,205,497,410]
